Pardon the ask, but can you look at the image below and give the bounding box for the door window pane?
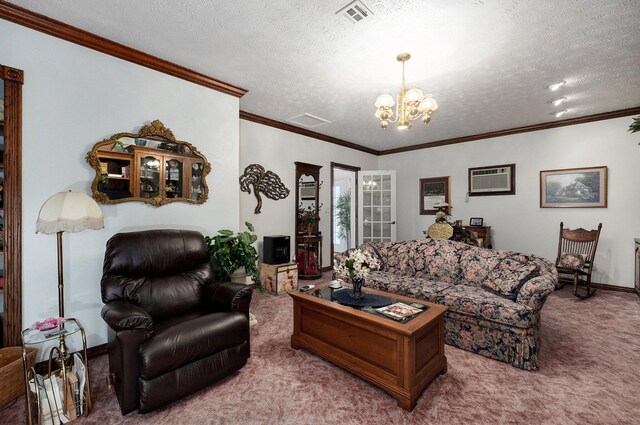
[372,223,381,238]
[373,207,381,222]
[363,207,372,222]
[382,175,391,190]
[383,223,391,238]
[363,191,372,206]
[382,207,391,221]
[364,223,371,237]
[373,191,381,206]
[382,190,391,206]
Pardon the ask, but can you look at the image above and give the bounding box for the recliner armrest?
[204,281,253,316]
[101,300,154,337]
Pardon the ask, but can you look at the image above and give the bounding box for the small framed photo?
[469,217,483,226]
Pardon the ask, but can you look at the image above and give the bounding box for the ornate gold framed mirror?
[86,120,211,206]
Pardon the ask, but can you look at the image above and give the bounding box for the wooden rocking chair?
[555,222,602,299]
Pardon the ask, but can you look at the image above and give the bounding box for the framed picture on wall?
[540,166,607,208]
[419,176,450,215]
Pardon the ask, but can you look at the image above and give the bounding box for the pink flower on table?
[31,317,65,331]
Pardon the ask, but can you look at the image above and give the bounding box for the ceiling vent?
[287,113,332,129]
[336,0,373,24]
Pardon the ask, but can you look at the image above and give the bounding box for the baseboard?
[558,276,636,293]
[34,343,108,375]
[321,266,334,273]
[591,282,636,294]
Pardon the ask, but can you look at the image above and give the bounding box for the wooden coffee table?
[290,283,447,411]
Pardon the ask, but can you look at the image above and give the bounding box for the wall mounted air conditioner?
[468,164,516,196]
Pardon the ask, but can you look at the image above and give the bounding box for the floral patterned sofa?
[345,238,558,370]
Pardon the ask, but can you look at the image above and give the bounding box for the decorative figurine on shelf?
[425,202,469,242]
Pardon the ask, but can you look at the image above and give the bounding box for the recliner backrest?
[101,229,214,319]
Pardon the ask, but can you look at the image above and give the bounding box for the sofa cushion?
[365,271,453,304]
[139,311,248,380]
[440,284,536,328]
[459,245,510,286]
[413,239,464,284]
[557,252,587,270]
[378,241,415,276]
[482,255,540,300]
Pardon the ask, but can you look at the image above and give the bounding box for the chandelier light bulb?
[418,97,438,112]
[405,88,424,103]
[375,94,395,108]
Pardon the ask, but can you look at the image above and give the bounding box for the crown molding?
[379,106,640,155]
[239,111,380,156]
[0,1,247,97]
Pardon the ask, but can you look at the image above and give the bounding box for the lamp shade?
[36,191,104,235]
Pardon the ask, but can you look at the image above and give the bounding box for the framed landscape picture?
[540,166,607,208]
[420,176,450,215]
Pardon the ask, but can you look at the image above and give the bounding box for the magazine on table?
[375,302,424,320]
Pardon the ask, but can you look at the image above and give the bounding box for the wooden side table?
[468,226,492,248]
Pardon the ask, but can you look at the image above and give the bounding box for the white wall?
[380,117,639,288]
[239,120,378,268]
[1,20,240,349]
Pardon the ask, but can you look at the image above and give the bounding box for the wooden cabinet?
[295,162,323,280]
[468,225,492,249]
[130,146,205,200]
[97,146,205,202]
[635,239,640,297]
[96,151,133,200]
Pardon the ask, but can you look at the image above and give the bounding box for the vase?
[350,277,364,299]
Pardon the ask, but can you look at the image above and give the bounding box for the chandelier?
[374,53,438,130]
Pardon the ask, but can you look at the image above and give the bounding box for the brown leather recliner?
[100,229,252,414]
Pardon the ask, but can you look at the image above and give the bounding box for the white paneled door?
[358,170,396,245]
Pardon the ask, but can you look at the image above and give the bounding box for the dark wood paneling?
[380,107,640,155]
[240,111,380,155]
[0,1,246,97]
[1,65,23,347]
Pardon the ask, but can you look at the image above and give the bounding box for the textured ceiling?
[9,0,640,151]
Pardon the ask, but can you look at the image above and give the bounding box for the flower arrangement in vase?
[297,205,320,235]
[334,249,380,299]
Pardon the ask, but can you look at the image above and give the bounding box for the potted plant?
[205,222,263,291]
[629,116,640,143]
[297,205,320,235]
[335,190,352,249]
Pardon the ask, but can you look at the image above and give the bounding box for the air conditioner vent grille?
[336,0,373,24]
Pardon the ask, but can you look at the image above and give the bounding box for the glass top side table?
[21,318,92,425]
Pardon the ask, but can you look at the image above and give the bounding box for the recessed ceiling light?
[552,109,569,118]
[548,97,567,106]
[548,81,566,91]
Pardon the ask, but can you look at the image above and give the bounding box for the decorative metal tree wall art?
[239,164,290,214]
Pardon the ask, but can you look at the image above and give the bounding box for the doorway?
[330,163,359,263]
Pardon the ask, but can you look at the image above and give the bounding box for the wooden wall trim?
[2,64,23,347]
[591,282,636,294]
[240,111,380,156]
[380,107,640,155]
[0,1,246,97]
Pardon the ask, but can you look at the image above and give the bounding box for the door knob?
[390,221,396,225]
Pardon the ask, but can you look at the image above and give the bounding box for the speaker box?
[263,235,291,265]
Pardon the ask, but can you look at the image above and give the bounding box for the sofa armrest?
[204,281,253,316]
[101,300,154,337]
[516,262,558,311]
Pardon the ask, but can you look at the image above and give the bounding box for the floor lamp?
[36,191,104,364]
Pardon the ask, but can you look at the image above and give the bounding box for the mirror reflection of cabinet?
[295,162,322,280]
[86,120,211,206]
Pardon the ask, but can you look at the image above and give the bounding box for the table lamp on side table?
[35,191,104,365]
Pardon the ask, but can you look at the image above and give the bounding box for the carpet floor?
[2,284,639,425]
